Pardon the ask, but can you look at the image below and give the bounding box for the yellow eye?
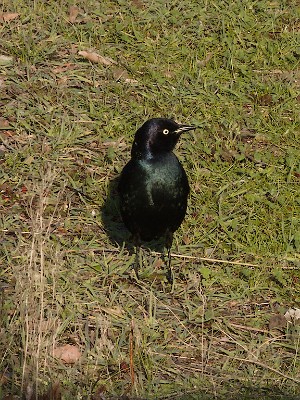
[163,129,169,135]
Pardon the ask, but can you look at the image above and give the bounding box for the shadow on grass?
[101,175,130,248]
[168,385,299,400]
[3,384,299,400]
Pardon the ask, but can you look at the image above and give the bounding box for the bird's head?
[131,118,196,159]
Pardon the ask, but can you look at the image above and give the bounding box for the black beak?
[174,124,197,134]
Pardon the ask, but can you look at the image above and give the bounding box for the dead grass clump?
[5,167,65,394]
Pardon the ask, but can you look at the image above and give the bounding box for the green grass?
[1,0,300,398]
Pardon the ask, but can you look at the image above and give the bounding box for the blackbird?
[118,118,195,281]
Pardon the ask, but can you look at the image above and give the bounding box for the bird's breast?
[140,155,189,204]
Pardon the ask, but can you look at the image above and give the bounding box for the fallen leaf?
[112,67,129,81]
[78,50,116,65]
[131,0,145,9]
[0,55,14,66]
[182,234,190,245]
[284,308,300,324]
[124,77,138,84]
[57,76,69,86]
[0,118,9,128]
[52,63,75,74]
[24,155,34,165]
[197,52,213,67]
[1,130,15,137]
[53,344,81,364]
[100,306,124,317]
[153,258,163,269]
[269,313,286,330]
[0,13,19,23]
[112,67,138,84]
[68,6,79,23]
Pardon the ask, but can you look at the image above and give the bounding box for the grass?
[0,0,300,398]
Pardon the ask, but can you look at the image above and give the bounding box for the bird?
[118,118,196,282]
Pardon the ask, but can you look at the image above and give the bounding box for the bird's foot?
[166,266,174,285]
[133,264,140,280]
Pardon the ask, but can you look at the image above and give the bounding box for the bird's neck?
[131,140,154,160]
[132,148,173,161]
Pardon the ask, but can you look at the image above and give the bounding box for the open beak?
[174,124,197,134]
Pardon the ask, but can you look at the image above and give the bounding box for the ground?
[0,0,300,399]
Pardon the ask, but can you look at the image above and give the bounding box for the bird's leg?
[133,234,141,279]
[166,246,172,284]
[134,245,141,279]
[165,230,173,284]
